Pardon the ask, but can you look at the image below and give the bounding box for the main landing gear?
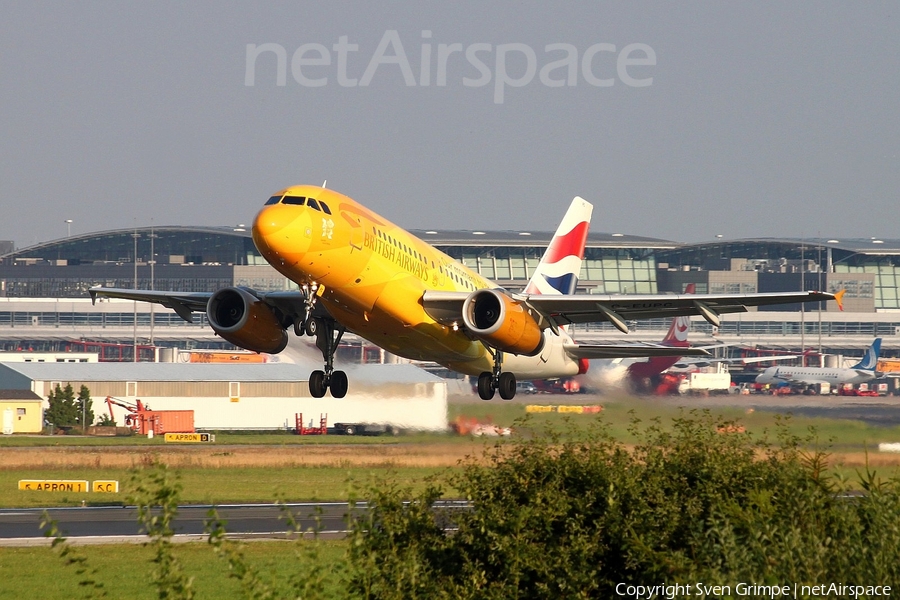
[293,284,348,399]
[477,349,517,401]
[308,317,348,399]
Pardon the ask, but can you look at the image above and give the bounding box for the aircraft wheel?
[477,372,495,400]
[498,372,517,400]
[330,370,348,398]
[293,318,305,336]
[309,370,327,398]
[305,317,318,337]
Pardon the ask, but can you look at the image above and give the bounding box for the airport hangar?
[0,226,898,355]
[0,361,448,432]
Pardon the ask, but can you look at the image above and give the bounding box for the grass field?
[0,540,350,599]
[450,396,900,450]
[0,441,485,508]
[2,396,900,509]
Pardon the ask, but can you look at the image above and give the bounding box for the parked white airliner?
[755,338,882,386]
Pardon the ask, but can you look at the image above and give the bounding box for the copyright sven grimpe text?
[615,582,892,600]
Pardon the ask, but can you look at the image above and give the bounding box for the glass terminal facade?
[3,229,900,312]
[441,245,659,295]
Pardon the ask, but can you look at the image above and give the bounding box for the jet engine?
[462,289,544,356]
[207,287,288,354]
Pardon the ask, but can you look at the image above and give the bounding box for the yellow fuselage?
[252,185,497,375]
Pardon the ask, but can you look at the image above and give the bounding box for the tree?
[45,384,78,428]
[75,385,94,428]
[96,413,116,427]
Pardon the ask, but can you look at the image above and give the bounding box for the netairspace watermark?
[615,582,893,600]
[244,30,656,104]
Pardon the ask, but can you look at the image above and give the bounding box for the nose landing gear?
[293,283,320,337]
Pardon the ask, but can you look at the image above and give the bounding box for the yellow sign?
[92,480,119,493]
[18,480,88,492]
[877,359,900,373]
[164,432,215,443]
[525,404,603,414]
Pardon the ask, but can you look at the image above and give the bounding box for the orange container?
[134,410,194,435]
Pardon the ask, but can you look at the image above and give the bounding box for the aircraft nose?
[253,205,288,239]
[252,205,298,259]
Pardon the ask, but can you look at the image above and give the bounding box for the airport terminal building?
[1,226,899,357]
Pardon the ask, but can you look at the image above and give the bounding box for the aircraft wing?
[522,291,837,331]
[88,287,311,324]
[422,290,838,333]
[564,343,710,360]
[89,288,212,322]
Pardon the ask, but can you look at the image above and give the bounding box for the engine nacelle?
[462,289,544,356]
[207,287,288,354]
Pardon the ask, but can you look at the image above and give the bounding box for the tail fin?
[524,196,593,296]
[851,338,882,370]
[661,283,694,347]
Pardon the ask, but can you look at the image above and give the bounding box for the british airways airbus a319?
[90,186,840,400]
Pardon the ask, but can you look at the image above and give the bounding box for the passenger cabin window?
[319,201,332,214]
[265,195,282,205]
[282,196,306,206]
[307,198,321,211]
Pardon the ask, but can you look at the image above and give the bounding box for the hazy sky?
[2,2,897,249]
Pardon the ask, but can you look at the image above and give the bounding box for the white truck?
[678,372,733,395]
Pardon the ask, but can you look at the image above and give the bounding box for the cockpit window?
[319,201,332,215]
[307,198,321,211]
[282,196,306,206]
[265,195,282,205]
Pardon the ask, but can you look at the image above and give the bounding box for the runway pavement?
[0,502,351,547]
[0,500,469,547]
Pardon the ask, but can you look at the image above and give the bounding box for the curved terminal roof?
[1,225,681,264]
[412,229,679,249]
[1,226,257,265]
[656,238,900,270]
[3,227,900,266]
[673,238,900,255]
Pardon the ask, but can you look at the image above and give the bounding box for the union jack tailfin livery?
[524,196,592,296]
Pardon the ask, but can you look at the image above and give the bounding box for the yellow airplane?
[90,185,839,400]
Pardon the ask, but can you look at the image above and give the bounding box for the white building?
[0,362,448,432]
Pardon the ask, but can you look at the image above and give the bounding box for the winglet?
[834,289,846,312]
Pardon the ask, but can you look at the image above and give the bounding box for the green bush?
[347,412,900,599]
[39,412,900,599]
